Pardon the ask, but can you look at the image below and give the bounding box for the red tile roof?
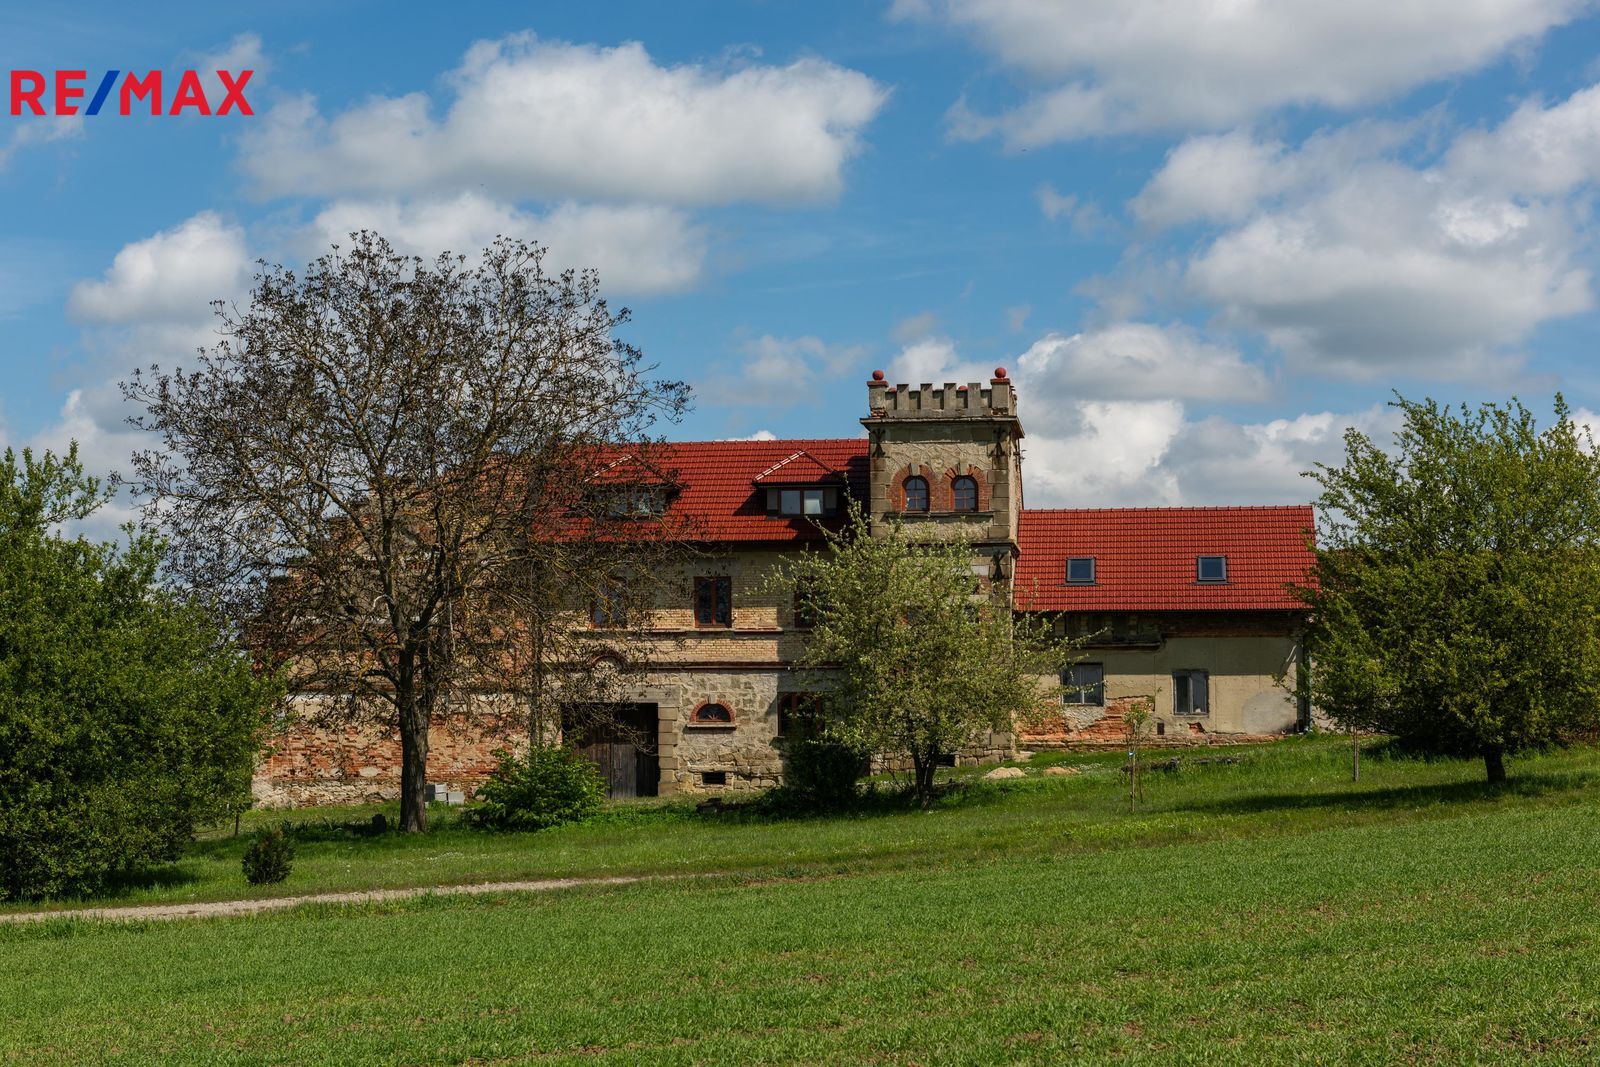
[1014,506,1315,612]
[643,440,1315,609]
[658,439,868,543]
[752,449,850,485]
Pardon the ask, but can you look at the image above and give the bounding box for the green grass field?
[5,738,1600,1063]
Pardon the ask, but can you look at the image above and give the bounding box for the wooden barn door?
[565,703,660,799]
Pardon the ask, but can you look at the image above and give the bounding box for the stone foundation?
[251,673,1021,807]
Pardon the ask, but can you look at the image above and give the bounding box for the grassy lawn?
[8,736,1599,915]
[4,738,1600,1063]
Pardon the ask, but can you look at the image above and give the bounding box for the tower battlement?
[858,367,1025,574]
[866,368,1016,419]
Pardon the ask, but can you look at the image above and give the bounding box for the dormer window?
[754,450,845,517]
[602,486,667,518]
[1196,555,1228,583]
[904,476,929,512]
[1066,557,1096,584]
[765,487,838,516]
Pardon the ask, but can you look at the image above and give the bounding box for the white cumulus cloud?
[1016,324,1270,403]
[1117,83,1600,380]
[900,0,1585,145]
[241,35,888,205]
[307,194,707,295]
[68,212,249,325]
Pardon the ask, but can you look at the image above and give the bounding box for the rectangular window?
[792,581,817,629]
[1174,669,1209,715]
[701,771,727,786]
[1066,557,1096,584]
[693,576,732,627]
[767,487,839,516]
[1196,555,1228,583]
[591,581,628,628]
[605,487,664,517]
[1063,662,1105,706]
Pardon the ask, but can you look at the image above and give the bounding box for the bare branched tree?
[122,232,693,831]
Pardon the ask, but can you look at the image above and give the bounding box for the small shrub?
[467,745,606,832]
[241,827,295,885]
[780,735,867,810]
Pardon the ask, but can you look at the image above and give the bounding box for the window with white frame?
[1173,669,1209,715]
[1063,663,1104,706]
[765,487,839,516]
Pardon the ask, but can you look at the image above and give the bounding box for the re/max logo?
[8,70,254,116]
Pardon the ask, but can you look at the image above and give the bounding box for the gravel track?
[0,875,657,925]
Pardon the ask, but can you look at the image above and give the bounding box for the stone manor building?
[254,369,1316,806]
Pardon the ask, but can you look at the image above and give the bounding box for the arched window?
[904,475,929,512]
[952,475,978,512]
[690,701,734,725]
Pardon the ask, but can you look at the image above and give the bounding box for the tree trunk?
[398,683,430,832]
[912,752,937,810]
[1482,744,1507,785]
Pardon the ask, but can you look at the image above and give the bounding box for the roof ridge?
[1022,504,1313,515]
[673,437,864,447]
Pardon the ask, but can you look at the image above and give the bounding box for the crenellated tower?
[862,367,1025,589]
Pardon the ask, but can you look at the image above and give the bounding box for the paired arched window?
[904,476,929,512]
[952,476,978,512]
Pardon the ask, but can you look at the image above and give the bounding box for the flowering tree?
[773,503,1072,808]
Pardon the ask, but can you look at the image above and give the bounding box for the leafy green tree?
[773,503,1071,808]
[0,445,275,900]
[1302,395,1600,783]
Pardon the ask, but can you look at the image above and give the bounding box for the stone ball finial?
[871,369,886,381]
[994,367,1008,380]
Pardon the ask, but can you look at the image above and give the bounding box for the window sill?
[885,510,995,520]
[684,721,737,730]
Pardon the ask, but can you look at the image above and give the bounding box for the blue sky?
[6,1,1600,526]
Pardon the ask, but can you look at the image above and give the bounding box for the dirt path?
[0,875,659,925]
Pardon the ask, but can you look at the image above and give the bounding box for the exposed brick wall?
[254,716,525,808]
[1020,695,1283,751]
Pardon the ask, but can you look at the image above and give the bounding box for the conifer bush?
[241,827,295,885]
